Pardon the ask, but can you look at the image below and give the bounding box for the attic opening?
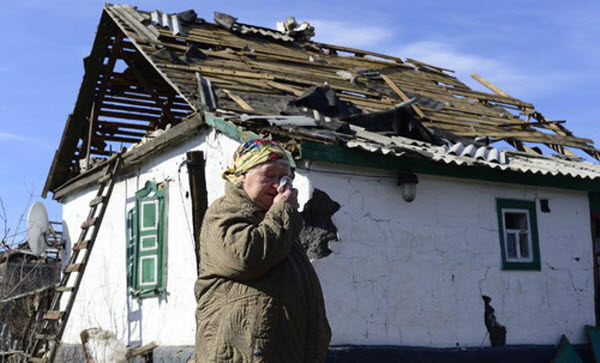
[78,32,193,171]
[53,21,195,188]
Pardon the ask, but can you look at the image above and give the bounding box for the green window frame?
[127,181,168,298]
[496,199,541,271]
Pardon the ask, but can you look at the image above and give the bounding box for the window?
[127,181,168,298]
[496,199,540,270]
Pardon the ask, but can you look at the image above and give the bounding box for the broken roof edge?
[300,142,600,193]
[206,112,600,190]
[51,112,206,201]
[42,10,118,198]
[51,110,600,202]
[44,6,201,198]
[103,4,199,110]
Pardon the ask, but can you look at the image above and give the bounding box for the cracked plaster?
[59,132,596,349]
[303,161,595,347]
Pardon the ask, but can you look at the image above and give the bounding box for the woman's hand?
[273,188,299,210]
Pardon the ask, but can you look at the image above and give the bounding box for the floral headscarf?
[222,139,294,183]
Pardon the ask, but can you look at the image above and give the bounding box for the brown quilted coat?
[193,183,331,362]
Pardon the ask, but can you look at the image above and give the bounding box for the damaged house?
[36,4,600,361]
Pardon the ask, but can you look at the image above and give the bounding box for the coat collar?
[224,182,264,215]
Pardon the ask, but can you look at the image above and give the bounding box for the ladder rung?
[35,334,57,341]
[28,358,44,363]
[81,217,97,229]
[98,173,113,184]
[56,286,74,292]
[43,311,63,320]
[89,196,105,207]
[65,263,83,273]
[73,241,90,250]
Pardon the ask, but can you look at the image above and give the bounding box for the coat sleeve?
[203,201,303,281]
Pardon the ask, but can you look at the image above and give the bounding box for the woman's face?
[241,162,290,210]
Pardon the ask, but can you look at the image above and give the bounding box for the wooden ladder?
[27,153,123,362]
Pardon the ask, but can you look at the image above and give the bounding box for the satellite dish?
[27,202,49,256]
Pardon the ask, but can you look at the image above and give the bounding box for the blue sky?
[1,0,599,244]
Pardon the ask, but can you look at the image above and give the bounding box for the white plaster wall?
[61,129,239,346]
[301,161,594,347]
[60,131,595,348]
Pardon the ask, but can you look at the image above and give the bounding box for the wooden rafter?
[121,52,175,127]
[471,73,584,159]
[83,34,124,162]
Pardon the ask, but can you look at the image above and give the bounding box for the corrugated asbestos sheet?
[151,10,185,36]
[238,24,295,42]
[43,4,600,195]
[345,129,600,180]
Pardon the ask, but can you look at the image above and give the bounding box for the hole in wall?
[299,188,341,259]
[482,295,507,346]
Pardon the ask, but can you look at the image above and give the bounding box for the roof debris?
[276,16,315,42]
[42,4,600,197]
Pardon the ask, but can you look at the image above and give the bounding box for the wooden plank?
[312,41,404,63]
[450,89,533,109]
[471,73,511,97]
[469,74,591,157]
[98,172,114,184]
[73,241,89,251]
[126,342,159,358]
[159,62,275,80]
[104,95,192,111]
[89,196,105,207]
[43,311,63,321]
[85,102,97,171]
[507,140,541,155]
[65,263,83,273]
[35,334,57,341]
[101,129,147,138]
[380,74,426,118]
[81,217,98,229]
[222,90,254,111]
[265,81,304,96]
[406,57,455,73]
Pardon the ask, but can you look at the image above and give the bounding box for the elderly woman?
[194,139,331,363]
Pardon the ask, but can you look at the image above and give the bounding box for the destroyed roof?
[43,4,600,197]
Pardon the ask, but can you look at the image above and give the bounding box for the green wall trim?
[300,142,600,192]
[495,199,541,271]
[204,112,259,142]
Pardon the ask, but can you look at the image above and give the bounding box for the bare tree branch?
[0,197,11,251]
[9,189,34,246]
